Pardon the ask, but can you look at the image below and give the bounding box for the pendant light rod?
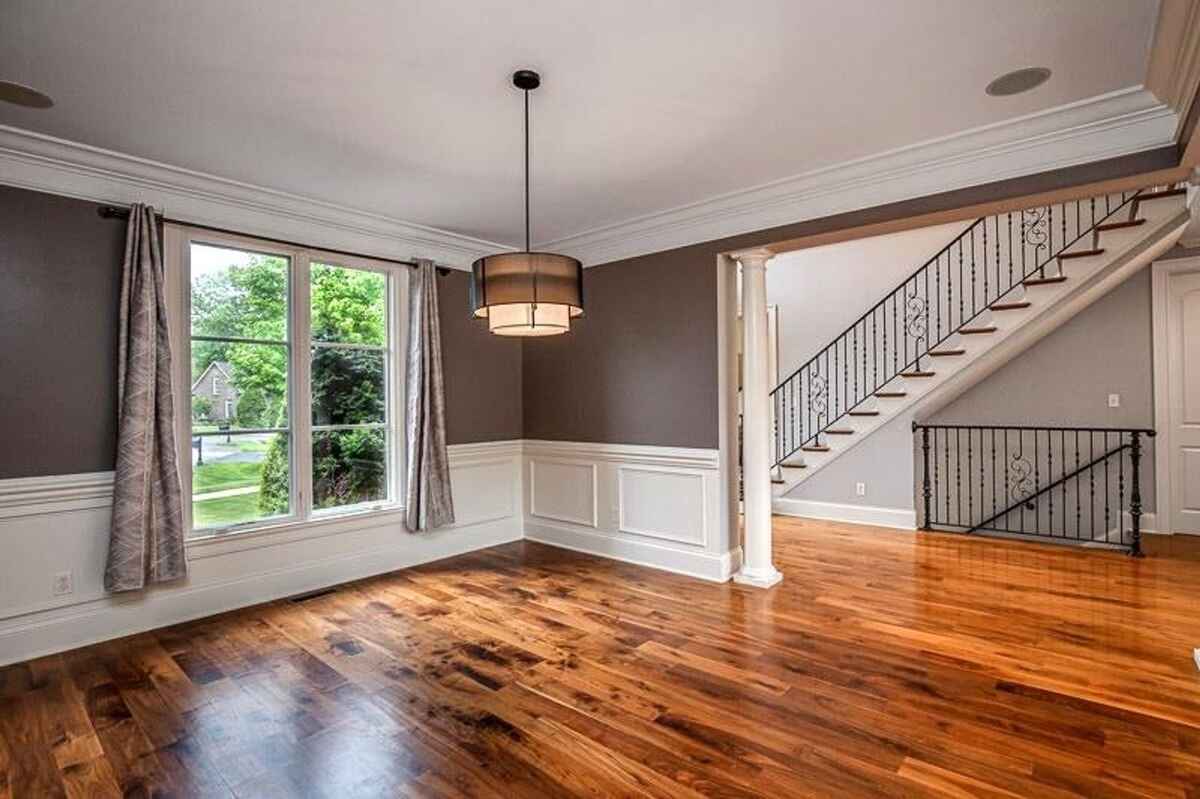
[524,86,530,252]
[512,69,541,252]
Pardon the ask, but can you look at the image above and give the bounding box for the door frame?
[1151,253,1200,535]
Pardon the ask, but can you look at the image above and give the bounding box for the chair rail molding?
[540,88,1177,266]
[0,124,506,269]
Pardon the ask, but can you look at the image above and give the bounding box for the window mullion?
[293,252,314,521]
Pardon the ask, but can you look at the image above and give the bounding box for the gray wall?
[0,147,1178,477]
[788,267,1159,512]
[439,271,524,444]
[0,186,124,479]
[521,147,1177,449]
[0,185,524,480]
[521,244,720,448]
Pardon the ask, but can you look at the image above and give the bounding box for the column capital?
[731,248,773,269]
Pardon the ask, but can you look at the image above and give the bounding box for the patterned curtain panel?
[105,204,187,592]
[404,260,455,531]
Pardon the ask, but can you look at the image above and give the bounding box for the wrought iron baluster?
[1130,432,1144,557]
[920,425,931,530]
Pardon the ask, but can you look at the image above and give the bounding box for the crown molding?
[1145,0,1200,117]
[542,87,1179,267]
[0,124,507,270]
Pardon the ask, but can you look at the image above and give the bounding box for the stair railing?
[913,423,1153,555]
[769,186,1163,468]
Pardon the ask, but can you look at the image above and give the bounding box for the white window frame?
[164,224,408,542]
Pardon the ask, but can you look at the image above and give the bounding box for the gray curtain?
[404,259,455,531]
[105,204,188,592]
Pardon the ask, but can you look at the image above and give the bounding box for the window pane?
[191,432,290,530]
[312,429,387,511]
[311,346,384,426]
[191,345,289,432]
[311,262,386,345]
[191,244,289,342]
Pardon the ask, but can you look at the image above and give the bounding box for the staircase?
[769,183,1193,498]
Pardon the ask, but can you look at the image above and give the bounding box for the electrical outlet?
[1108,393,1121,408]
[52,570,73,597]
[855,482,866,497]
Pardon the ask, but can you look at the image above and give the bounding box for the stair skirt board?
[763,191,1191,501]
[773,498,917,530]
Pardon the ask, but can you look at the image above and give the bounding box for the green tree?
[194,256,389,514]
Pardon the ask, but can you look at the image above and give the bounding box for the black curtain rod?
[97,205,451,275]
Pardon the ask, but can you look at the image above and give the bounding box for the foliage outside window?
[183,238,396,536]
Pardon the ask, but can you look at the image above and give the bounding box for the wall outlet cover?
[855,482,866,497]
[1195,648,1200,673]
[1108,393,1120,408]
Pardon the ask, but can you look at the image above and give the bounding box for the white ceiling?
[0,1,1162,248]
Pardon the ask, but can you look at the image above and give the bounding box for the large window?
[168,227,403,538]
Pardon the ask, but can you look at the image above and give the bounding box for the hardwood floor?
[3,519,1200,797]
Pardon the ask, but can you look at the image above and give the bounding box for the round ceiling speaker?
[0,80,53,109]
[985,68,1051,97]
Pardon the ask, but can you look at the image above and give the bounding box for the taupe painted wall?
[0,185,523,480]
[521,147,1177,450]
[0,186,124,479]
[438,271,524,444]
[521,244,720,448]
[787,267,1159,511]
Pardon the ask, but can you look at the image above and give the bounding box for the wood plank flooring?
[3,518,1200,797]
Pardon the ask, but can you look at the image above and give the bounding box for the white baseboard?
[525,520,740,583]
[773,497,917,530]
[0,518,520,667]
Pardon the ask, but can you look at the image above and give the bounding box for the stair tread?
[900,371,936,378]
[1096,218,1145,232]
[825,429,855,435]
[960,326,997,334]
[929,349,965,357]
[1023,275,1068,286]
[1137,188,1187,201]
[848,410,880,416]
[875,391,907,398]
[990,301,1031,311]
[801,445,830,452]
[780,463,807,469]
[1058,248,1104,260]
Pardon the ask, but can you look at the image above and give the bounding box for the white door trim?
[1151,253,1200,535]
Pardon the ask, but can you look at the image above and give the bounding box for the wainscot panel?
[522,440,737,582]
[0,441,523,666]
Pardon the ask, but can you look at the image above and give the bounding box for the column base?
[732,566,783,589]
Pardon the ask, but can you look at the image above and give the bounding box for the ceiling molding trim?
[1145,0,1200,117]
[543,87,1178,266]
[0,124,508,269]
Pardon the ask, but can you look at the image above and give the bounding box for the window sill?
[186,503,407,561]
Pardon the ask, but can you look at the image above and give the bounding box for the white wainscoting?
[522,440,738,582]
[0,440,523,667]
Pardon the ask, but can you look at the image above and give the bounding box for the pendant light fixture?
[470,70,584,336]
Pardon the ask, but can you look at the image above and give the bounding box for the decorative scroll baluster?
[769,188,1148,470]
[912,424,1152,555]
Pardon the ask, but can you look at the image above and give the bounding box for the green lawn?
[193,491,264,528]
[193,461,261,493]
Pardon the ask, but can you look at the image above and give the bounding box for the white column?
[734,249,782,588]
